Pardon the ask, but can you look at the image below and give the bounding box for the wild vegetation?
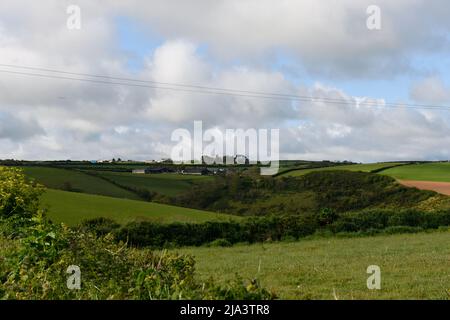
[169,171,445,216]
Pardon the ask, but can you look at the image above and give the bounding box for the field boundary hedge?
[82,209,450,248]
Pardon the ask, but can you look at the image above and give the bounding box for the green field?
[41,189,237,225]
[22,166,214,199]
[95,171,213,196]
[382,162,450,182]
[178,231,450,299]
[22,167,140,200]
[281,163,406,177]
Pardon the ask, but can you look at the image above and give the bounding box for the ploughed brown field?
[398,180,450,196]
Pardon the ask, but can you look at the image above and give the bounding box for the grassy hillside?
[22,167,139,200]
[173,170,439,215]
[178,230,450,299]
[281,162,406,177]
[382,162,450,182]
[94,171,213,196]
[41,189,237,226]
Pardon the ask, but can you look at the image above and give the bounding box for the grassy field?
[22,166,214,199]
[178,231,450,299]
[41,189,237,226]
[281,163,406,177]
[94,171,213,196]
[382,162,450,182]
[22,167,140,200]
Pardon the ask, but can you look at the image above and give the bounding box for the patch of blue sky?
[114,16,164,73]
[270,49,450,106]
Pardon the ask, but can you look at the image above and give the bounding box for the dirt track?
[398,180,450,196]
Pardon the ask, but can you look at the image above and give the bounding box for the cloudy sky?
[1,0,450,162]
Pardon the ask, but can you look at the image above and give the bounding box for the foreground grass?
[282,163,405,177]
[42,189,238,225]
[382,162,450,182]
[178,231,450,299]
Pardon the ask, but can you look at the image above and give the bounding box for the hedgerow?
[90,209,450,248]
[112,214,319,248]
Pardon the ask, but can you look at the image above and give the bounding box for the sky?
[1,0,450,162]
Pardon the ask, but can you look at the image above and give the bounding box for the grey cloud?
[0,112,44,141]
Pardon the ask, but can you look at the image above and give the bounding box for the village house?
[181,167,209,175]
[132,167,172,174]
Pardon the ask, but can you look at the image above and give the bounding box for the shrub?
[0,167,43,219]
[209,238,232,247]
[316,207,338,226]
[382,226,424,235]
[80,217,120,236]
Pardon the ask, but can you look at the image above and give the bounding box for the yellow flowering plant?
[0,166,44,219]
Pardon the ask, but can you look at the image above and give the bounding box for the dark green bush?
[382,226,424,234]
[330,209,450,233]
[316,207,338,226]
[208,238,232,247]
[80,217,120,236]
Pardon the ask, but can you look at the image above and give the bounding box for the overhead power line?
[0,63,450,111]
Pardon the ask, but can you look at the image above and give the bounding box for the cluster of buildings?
[132,167,227,176]
[131,155,249,176]
[201,155,249,165]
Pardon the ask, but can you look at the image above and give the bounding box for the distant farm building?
[181,167,209,175]
[132,167,172,174]
[207,167,226,175]
[234,155,250,165]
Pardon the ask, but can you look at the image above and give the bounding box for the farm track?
[398,179,450,196]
